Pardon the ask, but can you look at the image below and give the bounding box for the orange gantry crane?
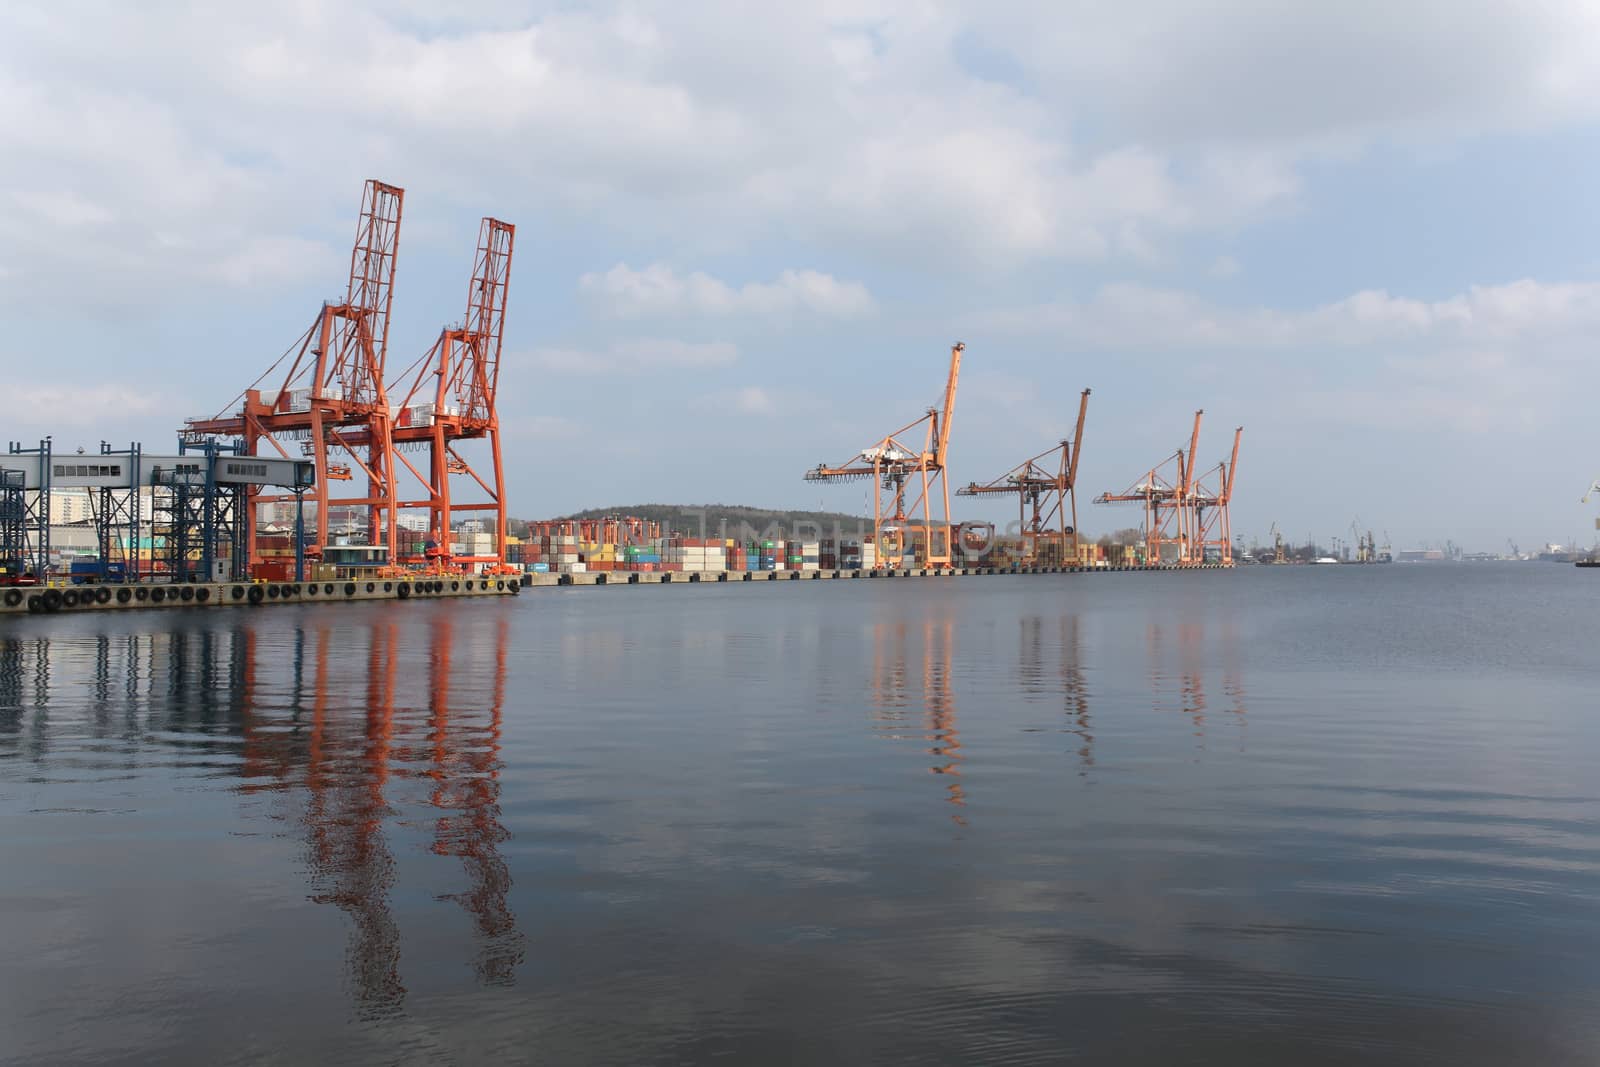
[805,343,964,569]
[186,179,405,563]
[1095,411,1242,565]
[186,181,518,576]
[957,388,1089,565]
[386,218,516,573]
[1190,427,1242,565]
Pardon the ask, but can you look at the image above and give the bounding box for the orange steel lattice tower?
[957,388,1090,563]
[1095,409,1206,565]
[805,343,964,568]
[185,180,404,563]
[387,218,515,570]
[1190,426,1242,564]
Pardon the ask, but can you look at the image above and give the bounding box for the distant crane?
[805,343,964,569]
[1095,410,1203,565]
[1269,522,1286,564]
[1097,411,1239,565]
[957,389,1090,565]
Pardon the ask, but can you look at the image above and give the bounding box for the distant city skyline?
[4,2,1600,552]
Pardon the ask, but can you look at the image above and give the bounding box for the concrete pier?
[0,575,519,616]
[522,563,1232,588]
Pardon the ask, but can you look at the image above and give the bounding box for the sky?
[4,0,1600,552]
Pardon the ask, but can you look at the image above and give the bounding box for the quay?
[524,563,1232,587]
[0,575,520,616]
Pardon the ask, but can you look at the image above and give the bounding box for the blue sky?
[4,1,1600,552]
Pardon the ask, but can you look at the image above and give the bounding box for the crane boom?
[1182,410,1204,497]
[1067,389,1090,493]
[935,343,964,465]
[1221,427,1241,504]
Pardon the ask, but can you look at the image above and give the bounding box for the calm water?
[2,565,1598,1064]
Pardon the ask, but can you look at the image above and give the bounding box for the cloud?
[580,264,876,319]
[970,277,1600,433]
[694,386,778,416]
[501,414,581,441]
[1208,255,1241,279]
[5,383,165,427]
[519,338,739,375]
[974,278,1600,351]
[19,0,1586,292]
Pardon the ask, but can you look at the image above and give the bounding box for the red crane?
[805,343,964,569]
[387,218,515,572]
[957,388,1089,565]
[186,180,404,564]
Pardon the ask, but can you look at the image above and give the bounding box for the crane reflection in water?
[0,609,525,1020]
[870,614,965,822]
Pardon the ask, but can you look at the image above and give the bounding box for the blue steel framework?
[4,439,51,578]
[89,442,143,582]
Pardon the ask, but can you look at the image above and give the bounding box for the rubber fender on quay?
[116,588,132,604]
[364,582,375,594]
[196,588,210,603]
[3,590,21,607]
[247,585,264,605]
[267,585,279,599]
[27,594,43,613]
[61,590,79,608]
[324,584,335,596]
[451,581,460,592]
[344,583,357,597]
[96,587,112,604]
[181,586,195,601]
[135,587,149,601]
[150,588,165,604]
[42,589,63,612]
[382,582,392,593]
[231,585,245,600]
[396,583,410,599]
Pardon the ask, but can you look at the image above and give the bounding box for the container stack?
[663,538,725,572]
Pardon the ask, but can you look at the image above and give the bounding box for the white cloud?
[580,264,876,319]
[1208,255,1241,279]
[694,386,778,416]
[19,0,1590,293]
[502,414,581,441]
[6,383,165,427]
[520,338,739,375]
[730,387,775,415]
[974,278,1600,351]
[973,276,1600,433]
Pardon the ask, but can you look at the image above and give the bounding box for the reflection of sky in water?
[2,566,1599,1064]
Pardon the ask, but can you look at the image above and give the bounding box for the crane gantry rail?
[805,343,964,569]
[957,388,1090,565]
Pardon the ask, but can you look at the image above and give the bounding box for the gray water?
[2,565,1597,1064]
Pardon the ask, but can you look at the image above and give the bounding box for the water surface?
[2,565,1597,1064]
